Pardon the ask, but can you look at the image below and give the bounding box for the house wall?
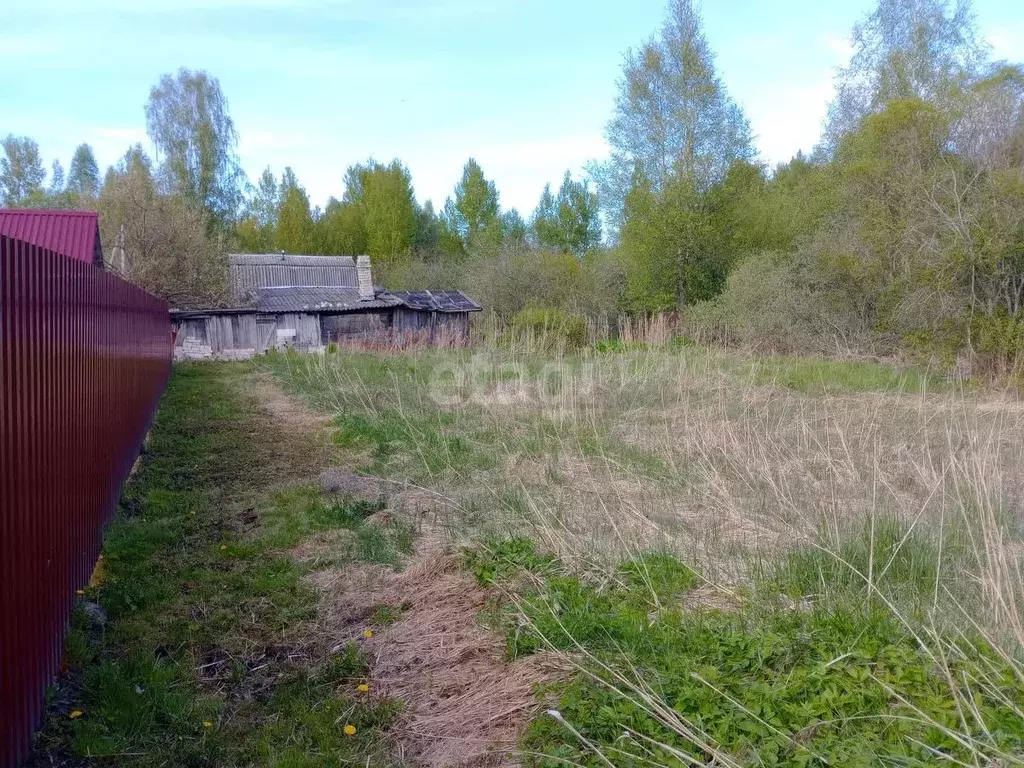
[438,312,471,340]
[393,307,430,332]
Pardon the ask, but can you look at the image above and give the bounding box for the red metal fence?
[0,234,172,767]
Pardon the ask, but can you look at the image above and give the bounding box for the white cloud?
[86,127,152,164]
[239,127,608,215]
[747,80,835,166]
[22,0,510,19]
[91,127,148,144]
[985,24,1024,62]
[413,132,609,212]
[822,34,854,63]
[0,35,60,57]
[737,32,853,166]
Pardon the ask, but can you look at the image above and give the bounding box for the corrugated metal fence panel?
[0,235,172,768]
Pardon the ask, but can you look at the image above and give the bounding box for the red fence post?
[0,234,172,767]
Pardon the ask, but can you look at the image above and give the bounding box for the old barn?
[172,253,480,360]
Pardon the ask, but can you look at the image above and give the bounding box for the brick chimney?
[356,255,374,301]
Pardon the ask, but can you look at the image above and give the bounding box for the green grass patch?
[32,364,403,767]
[464,536,558,586]
[334,408,496,479]
[745,356,947,394]
[595,339,649,354]
[760,517,973,611]
[465,540,1024,767]
[257,486,387,549]
[369,603,410,626]
[246,644,399,766]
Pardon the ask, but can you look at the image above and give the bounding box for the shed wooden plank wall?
[278,313,322,347]
[393,308,471,341]
[173,308,473,359]
[321,312,391,343]
[174,312,323,359]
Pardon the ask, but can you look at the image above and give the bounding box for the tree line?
[0,68,602,309]
[2,0,1022,370]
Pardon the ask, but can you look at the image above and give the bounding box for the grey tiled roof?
[253,286,402,313]
[390,290,482,312]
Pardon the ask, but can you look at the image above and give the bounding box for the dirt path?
[242,368,567,767]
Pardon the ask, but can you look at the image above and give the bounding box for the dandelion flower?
[357,683,369,693]
[363,629,373,639]
[203,721,213,728]
[220,545,227,551]
[69,710,83,720]
[343,724,357,736]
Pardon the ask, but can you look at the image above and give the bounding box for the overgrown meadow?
[266,336,1024,766]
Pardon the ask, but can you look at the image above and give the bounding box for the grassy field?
[263,339,1024,766]
[34,341,1024,766]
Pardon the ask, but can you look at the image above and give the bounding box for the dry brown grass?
[330,325,471,352]
[305,545,570,767]
[273,343,1024,638]
[366,554,570,767]
[265,341,1024,762]
[240,370,335,433]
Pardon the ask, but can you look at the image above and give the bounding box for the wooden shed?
[171,261,481,360]
[390,290,481,340]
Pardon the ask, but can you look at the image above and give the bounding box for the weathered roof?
[171,283,482,316]
[253,286,403,313]
[390,290,482,312]
[0,209,103,267]
[229,253,357,300]
[229,254,357,267]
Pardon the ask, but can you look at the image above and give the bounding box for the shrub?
[510,307,587,350]
[686,244,885,356]
[972,311,1024,377]
[685,253,826,353]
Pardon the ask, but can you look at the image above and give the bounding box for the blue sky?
[2,0,1022,215]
